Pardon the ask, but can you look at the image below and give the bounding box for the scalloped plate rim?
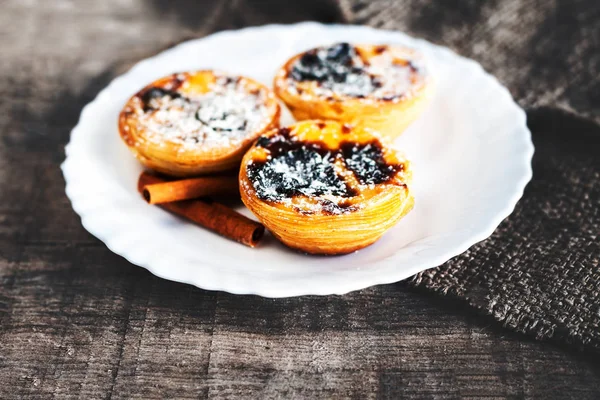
[61,22,534,297]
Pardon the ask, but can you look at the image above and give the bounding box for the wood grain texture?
[0,1,599,399]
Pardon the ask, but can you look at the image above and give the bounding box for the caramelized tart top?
[241,120,411,215]
[120,71,279,154]
[276,43,429,103]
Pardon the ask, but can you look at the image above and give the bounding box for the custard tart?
[239,120,414,255]
[119,71,280,176]
[274,43,433,139]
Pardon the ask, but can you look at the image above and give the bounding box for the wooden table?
[1,1,599,398]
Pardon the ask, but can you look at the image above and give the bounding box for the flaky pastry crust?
[239,120,414,255]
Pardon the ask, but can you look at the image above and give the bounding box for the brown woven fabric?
[411,108,600,350]
[340,0,600,351]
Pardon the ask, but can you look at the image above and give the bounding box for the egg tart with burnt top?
[274,43,433,139]
[239,120,414,255]
[119,71,280,177]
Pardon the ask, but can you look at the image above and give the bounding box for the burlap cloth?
[145,0,600,351]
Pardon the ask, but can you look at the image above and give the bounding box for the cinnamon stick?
[142,176,239,204]
[138,172,264,247]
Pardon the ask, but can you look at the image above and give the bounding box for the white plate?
[62,22,533,297]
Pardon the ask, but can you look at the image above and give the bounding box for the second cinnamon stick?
[138,172,264,247]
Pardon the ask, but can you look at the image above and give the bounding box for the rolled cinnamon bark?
[142,176,239,204]
[138,172,264,247]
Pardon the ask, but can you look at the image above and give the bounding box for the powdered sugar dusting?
[246,128,406,215]
[136,76,271,150]
[248,146,353,201]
